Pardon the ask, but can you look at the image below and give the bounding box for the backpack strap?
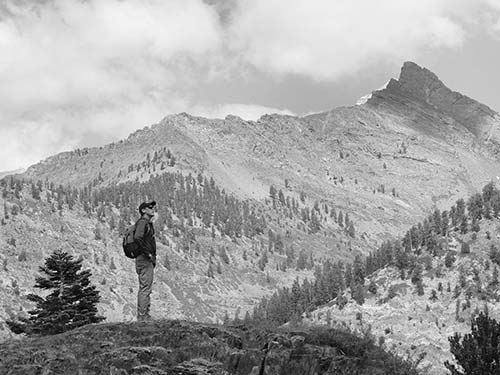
[136,217,150,235]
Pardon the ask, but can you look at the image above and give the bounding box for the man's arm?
[134,219,152,256]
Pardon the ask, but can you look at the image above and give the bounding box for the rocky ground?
[0,319,418,375]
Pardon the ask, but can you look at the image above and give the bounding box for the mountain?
[22,62,500,244]
[2,61,500,367]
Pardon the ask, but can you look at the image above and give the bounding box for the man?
[134,200,157,321]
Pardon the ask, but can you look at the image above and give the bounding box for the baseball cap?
[138,200,156,214]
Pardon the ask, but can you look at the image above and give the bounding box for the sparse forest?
[247,181,500,326]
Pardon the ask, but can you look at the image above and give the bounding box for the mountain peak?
[365,61,500,141]
[397,61,447,104]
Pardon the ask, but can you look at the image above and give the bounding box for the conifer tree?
[429,289,438,301]
[207,263,215,278]
[411,263,423,285]
[6,250,104,336]
[352,283,365,305]
[445,313,500,375]
[467,193,483,221]
[347,221,355,238]
[491,266,499,287]
[352,255,365,285]
[368,279,377,294]
[456,198,466,222]
[338,210,344,227]
[445,251,456,268]
[461,242,471,255]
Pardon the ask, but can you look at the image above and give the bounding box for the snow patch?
[356,80,390,105]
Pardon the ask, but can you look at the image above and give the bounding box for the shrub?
[305,326,420,375]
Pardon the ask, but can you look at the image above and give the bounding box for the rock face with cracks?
[0,320,416,375]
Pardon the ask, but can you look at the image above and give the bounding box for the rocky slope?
[305,216,500,375]
[0,319,418,375]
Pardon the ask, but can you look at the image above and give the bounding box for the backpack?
[122,221,143,259]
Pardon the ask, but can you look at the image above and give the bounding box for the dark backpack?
[122,221,143,259]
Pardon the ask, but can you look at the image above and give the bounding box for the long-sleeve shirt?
[133,217,156,258]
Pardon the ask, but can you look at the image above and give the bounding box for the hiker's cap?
[138,200,156,214]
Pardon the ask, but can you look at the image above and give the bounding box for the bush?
[305,326,420,375]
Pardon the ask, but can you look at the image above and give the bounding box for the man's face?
[143,206,155,216]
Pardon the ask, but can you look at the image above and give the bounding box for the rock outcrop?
[0,320,417,375]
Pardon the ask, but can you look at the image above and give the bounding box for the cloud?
[0,0,223,170]
[226,0,476,80]
[190,103,295,120]
[1,0,500,171]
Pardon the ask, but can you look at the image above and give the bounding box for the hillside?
[0,169,358,341]
[300,184,500,375]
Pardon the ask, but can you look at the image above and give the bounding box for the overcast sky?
[1,0,500,171]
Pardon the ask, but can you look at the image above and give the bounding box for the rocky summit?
[0,319,417,375]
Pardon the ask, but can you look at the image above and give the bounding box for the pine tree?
[347,222,355,238]
[368,279,377,294]
[6,250,104,336]
[467,193,484,221]
[269,185,277,201]
[411,264,423,285]
[461,242,471,255]
[415,279,424,296]
[352,283,365,305]
[207,263,214,278]
[352,255,365,285]
[445,251,456,268]
[491,266,499,287]
[429,289,438,301]
[445,313,500,375]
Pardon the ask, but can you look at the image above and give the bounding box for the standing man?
[134,200,157,321]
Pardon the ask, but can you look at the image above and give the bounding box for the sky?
[1,0,500,171]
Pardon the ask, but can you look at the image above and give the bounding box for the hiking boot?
[137,314,152,322]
